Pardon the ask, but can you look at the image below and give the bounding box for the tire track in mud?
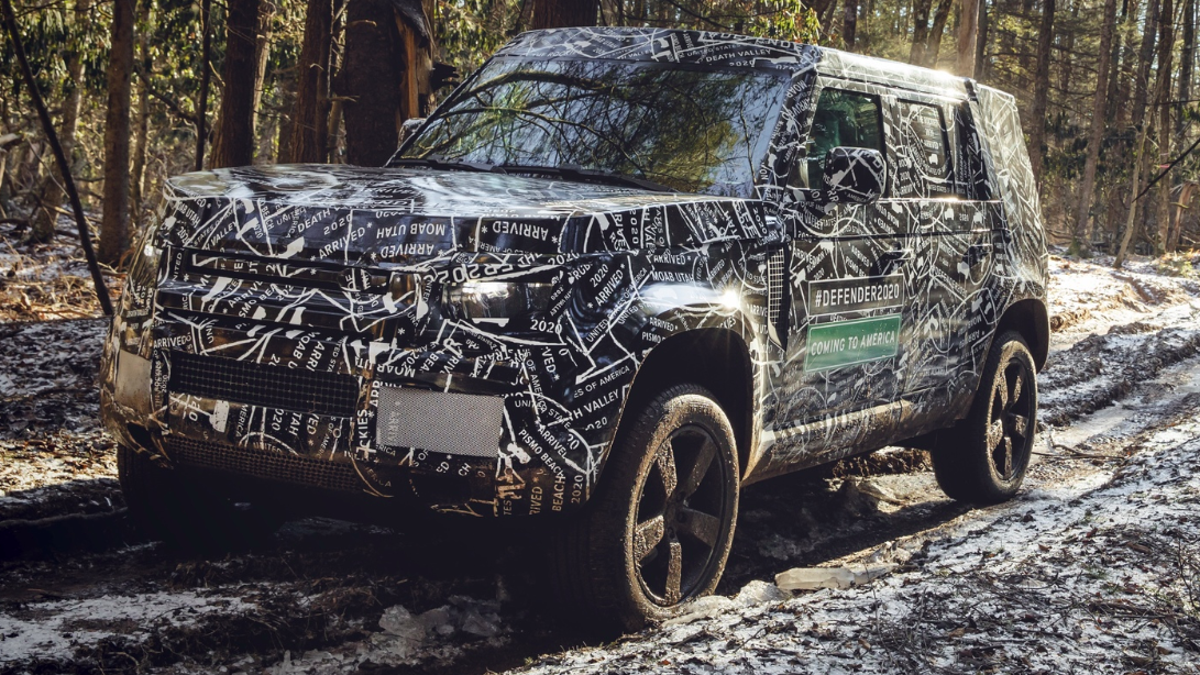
[1040,309,1200,428]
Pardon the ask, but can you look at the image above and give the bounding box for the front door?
[769,79,909,448]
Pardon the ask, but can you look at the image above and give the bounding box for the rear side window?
[794,88,883,189]
[893,101,956,198]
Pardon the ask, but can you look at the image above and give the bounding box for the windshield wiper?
[492,164,675,193]
[391,157,494,172]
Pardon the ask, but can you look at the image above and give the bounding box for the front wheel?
[932,330,1038,504]
[550,384,740,632]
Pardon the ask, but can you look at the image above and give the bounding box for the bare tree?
[0,0,111,312]
[911,0,933,64]
[1155,0,1176,251]
[957,0,982,76]
[195,0,212,170]
[29,0,89,243]
[924,0,954,65]
[210,0,264,168]
[283,0,333,164]
[344,0,403,166]
[131,0,152,220]
[1072,0,1118,250]
[1028,0,1055,182]
[99,0,135,266]
[844,0,859,49]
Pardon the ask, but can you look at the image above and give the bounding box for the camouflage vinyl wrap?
[101,27,1048,517]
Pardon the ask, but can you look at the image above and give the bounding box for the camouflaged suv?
[102,27,1048,630]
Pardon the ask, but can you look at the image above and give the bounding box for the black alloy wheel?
[986,354,1035,484]
[933,330,1038,504]
[633,421,732,605]
[549,384,740,632]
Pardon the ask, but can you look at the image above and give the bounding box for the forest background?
[0,0,1197,278]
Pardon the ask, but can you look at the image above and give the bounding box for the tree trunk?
[1106,0,1130,125]
[1115,65,1169,266]
[1114,120,1150,267]
[531,0,599,28]
[130,78,149,220]
[284,0,333,164]
[911,0,933,64]
[195,0,212,171]
[30,0,89,243]
[1156,0,1175,252]
[100,0,135,266]
[344,0,402,166]
[925,0,955,64]
[1128,0,1156,249]
[1028,0,1055,182]
[1103,0,1137,242]
[958,0,982,76]
[1072,0,1118,249]
[1132,0,1160,129]
[1180,0,1195,140]
[1059,0,1079,96]
[251,0,274,154]
[130,0,152,220]
[210,0,263,169]
[976,0,990,78]
[844,0,859,49]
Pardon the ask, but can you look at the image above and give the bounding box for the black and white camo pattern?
[101,27,1047,517]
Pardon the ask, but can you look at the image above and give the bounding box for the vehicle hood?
[159,164,768,264]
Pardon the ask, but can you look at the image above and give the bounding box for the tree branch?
[136,69,199,126]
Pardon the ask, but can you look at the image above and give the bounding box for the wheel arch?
[612,328,756,482]
[994,298,1049,371]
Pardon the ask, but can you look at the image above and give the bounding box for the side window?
[793,88,883,189]
[893,101,956,198]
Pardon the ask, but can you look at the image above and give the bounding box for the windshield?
[394,57,791,196]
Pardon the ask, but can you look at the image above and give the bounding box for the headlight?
[449,280,554,326]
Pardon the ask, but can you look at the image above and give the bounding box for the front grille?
[169,352,359,417]
[167,437,366,493]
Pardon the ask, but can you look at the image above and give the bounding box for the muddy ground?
[1,251,1200,674]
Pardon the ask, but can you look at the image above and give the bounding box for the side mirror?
[820,147,886,205]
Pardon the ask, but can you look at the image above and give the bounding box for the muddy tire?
[932,330,1038,504]
[118,444,279,551]
[549,384,740,633]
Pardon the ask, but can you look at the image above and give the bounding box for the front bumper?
[101,311,606,518]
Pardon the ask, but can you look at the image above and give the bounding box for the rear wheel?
[118,444,280,551]
[932,330,1038,504]
[550,384,739,632]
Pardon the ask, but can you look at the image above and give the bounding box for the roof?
[497,27,971,99]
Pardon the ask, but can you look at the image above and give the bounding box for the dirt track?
[2,252,1200,674]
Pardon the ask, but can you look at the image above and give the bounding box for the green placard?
[804,314,901,371]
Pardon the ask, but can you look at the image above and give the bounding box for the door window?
[793,88,884,189]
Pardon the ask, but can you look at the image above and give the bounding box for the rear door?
[888,95,998,411]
